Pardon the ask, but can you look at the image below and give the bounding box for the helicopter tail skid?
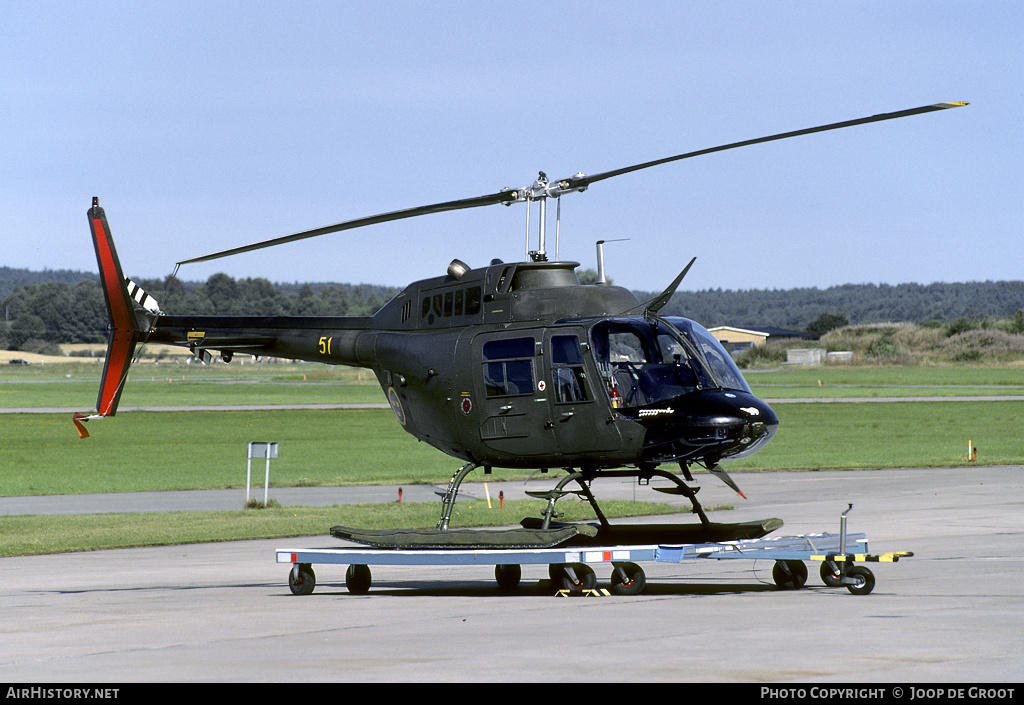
[75,199,159,438]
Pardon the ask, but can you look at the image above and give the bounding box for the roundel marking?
[461,398,473,415]
[388,387,406,426]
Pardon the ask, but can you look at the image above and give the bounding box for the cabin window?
[482,337,535,397]
[550,335,589,403]
[465,286,481,315]
[421,286,483,324]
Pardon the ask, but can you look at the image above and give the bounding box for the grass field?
[2,360,1020,555]
[0,361,383,408]
[2,401,1022,498]
[0,499,686,557]
[1,408,457,495]
[2,361,1022,497]
[744,365,1024,398]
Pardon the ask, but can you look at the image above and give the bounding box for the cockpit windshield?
[663,317,751,394]
[589,317,750,408]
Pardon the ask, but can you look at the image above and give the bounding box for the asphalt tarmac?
[1,466,1022,683]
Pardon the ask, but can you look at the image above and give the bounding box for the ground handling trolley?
[276,504,911,596]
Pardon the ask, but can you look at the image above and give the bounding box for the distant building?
[707,325,807,354]
[786,348,826,366]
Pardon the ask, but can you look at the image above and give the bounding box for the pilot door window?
[482,337,535,397]
[590,320,702,408]
[605,330,647,407]
[550,335,589,403]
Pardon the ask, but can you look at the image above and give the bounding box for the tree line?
[657,280,1024,331]
[0,270,398,352]
[1,266,1022,352]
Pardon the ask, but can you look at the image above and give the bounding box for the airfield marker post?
[247,442,278,506]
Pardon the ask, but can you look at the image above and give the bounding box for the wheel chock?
[555,588,612,597]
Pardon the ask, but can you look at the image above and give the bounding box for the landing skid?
[331,517,781,551]
[520,516,784,546]
[330,524,597,550]
[334,462,782,551]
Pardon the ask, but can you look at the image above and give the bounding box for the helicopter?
[78,101,966,551]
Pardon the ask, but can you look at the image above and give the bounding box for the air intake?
[447,259,470,280]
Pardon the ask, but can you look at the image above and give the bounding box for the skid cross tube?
[435,462,479,530]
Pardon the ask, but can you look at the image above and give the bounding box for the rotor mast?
[516,171,588,262]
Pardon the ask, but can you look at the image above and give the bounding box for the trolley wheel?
[345,564,372,595]
[845,565,875,595]
[557,563,597,593]
[288,564,316,596]
[495,564,522,591]
[609,562,646,596]
[772,560,808,590]
[820,560,844,588]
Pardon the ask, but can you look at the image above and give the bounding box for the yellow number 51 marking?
[318,336,332,355]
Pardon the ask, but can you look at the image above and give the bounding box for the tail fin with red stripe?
[76,198,159,437]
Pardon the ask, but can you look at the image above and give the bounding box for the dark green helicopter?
[79,102,965,551]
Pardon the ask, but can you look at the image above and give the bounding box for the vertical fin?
[87,198,143,418]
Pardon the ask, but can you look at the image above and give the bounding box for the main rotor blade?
[177,189,517,266]
[178,101,966,266]
[559,102,968,190]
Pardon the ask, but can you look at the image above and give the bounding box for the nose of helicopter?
[719,391,779,460]
[631,390,779,464]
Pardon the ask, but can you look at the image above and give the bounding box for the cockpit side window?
[550,335,589,403]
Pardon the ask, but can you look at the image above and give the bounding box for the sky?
[3,1,1020,295]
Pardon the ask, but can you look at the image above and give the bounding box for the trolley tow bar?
[810,504,913,595]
